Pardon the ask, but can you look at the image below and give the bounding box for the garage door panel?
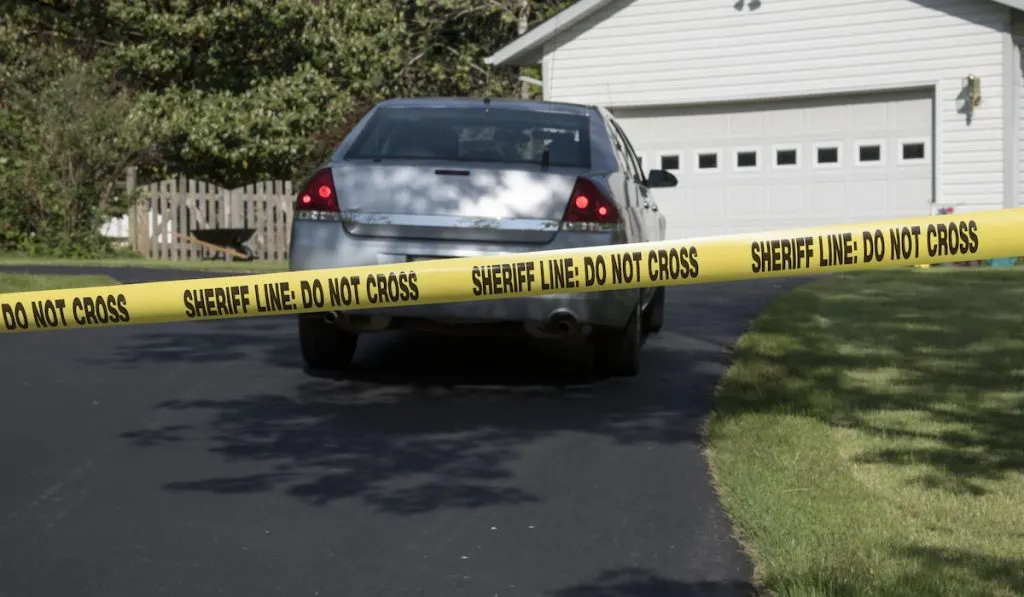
[684,189,726,218]
[615,89,934,239]
[850,102,890,129]
[853,181,889,214]
[809,105,847,132]
[808,182,849,216]
[767,110,804,135]
[725,187,764,217]
[767,185,804,215]
[728,112,765,135]
[891,179,933,210]
[892,100,933,128]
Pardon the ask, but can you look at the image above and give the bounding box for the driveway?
[0,266,799,597]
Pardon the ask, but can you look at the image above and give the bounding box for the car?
[287,96,677,377]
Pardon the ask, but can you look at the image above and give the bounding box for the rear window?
[344,105,592,168]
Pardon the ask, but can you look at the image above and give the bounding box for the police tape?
[2,208,1023,334]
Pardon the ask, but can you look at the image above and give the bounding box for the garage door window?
[856,140,885,166]
[898,138,929,164]
[734,148,759,170]
[695,150,720,172]
[660,154,680,171]
[813,143,842,169]
[772,145,800,170]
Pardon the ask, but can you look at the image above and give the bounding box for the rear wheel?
[642,287,665,334]
[298,314,358,371]
[590,301,642,377]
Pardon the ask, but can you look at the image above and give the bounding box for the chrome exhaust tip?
[546,310,580,336]
[324,311,339,324]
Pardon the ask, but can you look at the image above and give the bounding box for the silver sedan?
[288,97,678,376]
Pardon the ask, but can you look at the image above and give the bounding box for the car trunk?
[332,162,580,244]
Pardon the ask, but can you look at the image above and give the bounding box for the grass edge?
[698,275,842,597]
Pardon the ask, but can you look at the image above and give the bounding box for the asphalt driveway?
[0,266,799,597]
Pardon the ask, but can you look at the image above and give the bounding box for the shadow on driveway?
[107,280,803,515]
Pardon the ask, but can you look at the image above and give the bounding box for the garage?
[612,89,935,240]
[486,0,1020,239]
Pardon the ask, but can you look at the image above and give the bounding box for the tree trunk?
[517,0,531,99]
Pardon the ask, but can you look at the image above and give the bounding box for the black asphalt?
[0,266,800,597]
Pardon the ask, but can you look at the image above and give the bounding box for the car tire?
[642,287,665,334]
[298,314,358,371]
[591,301,642,377]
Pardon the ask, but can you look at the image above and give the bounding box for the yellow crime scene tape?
[1,208,1023,334]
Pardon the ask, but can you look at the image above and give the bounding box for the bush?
[0,58,157,257]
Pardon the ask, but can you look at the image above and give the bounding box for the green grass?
[0,255,287,273]
[705,269,1024,597]
[0,272,120,293]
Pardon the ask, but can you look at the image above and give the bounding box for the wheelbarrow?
[174,227,256,261]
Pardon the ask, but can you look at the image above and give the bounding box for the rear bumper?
[288,220,637,332]
[340,290,636,331]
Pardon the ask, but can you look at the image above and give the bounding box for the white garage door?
[611,89,934,240]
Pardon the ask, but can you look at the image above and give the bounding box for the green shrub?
[0,57,157,257]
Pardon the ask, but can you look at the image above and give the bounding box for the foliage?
[98,0,410,186]
[397,0,570,99]
[0,43,156,256]
[0,0,574,256]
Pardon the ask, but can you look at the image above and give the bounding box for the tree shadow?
[756,545,1024,597]
[713,270,1024,495]
[0,265,232,284]
[551,567,756,597]
[112,279,805,515]
[895,544,1024,596]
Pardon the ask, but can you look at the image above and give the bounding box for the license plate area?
[407,255,454,263]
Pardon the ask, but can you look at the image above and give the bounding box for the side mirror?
[646,169,678,188]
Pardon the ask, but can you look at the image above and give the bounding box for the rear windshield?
[344,105,592,168]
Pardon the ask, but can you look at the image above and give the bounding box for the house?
[486,0,1024,239]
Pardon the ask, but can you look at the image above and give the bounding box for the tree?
[0,0,576,254]
[395,0,572,100]
[0,54,156,254]
[95,0,410,186]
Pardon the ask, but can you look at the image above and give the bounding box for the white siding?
[542,0,1011,211]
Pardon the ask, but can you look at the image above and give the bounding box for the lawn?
[0,272,120,294]
[0,255,287,274]
[704,269,1024,597]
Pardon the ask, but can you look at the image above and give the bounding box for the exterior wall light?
[965,74,982,109]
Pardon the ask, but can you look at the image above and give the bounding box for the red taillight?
[563,178,620,224]
[296,168,339,212]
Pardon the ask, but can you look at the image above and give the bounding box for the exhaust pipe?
[324,311,340,324]
[546,310,580,336]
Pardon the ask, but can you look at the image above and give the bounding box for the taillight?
[563,178,621,224]
[295,168,339,213]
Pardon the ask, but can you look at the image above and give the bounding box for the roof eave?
[484,0,615,67]
[484,47,545,67]
[994,0,1024,11]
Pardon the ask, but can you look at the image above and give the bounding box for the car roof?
[375,96,599,116]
